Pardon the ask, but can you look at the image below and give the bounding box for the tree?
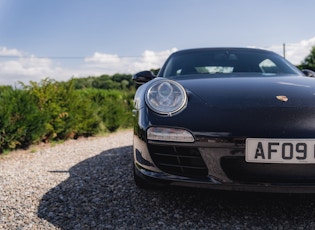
[299,46,315,71]
[151,68,160,75]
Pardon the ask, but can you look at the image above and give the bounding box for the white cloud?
[84,48,177,75]
[0,51,67,86]
[0,47,84,86]
[133,48,178,71]
[265,37,315,65]
[85,52,120,64]
[1,38,315,86]
[0,47,22,57]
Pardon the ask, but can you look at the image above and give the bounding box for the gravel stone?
[2,129,315,229]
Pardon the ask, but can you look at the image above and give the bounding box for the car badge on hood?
[276,95,288,102]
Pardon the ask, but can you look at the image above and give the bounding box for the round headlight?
[145,80,187,115]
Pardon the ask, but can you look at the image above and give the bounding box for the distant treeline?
[72,73,135,90]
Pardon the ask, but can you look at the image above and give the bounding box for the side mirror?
[132,71,156,87]
[302,69,315,78]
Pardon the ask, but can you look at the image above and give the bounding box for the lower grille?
[148,144,208,178]
[221,157,315,184]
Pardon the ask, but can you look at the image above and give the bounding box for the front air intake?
[148,144,208,178]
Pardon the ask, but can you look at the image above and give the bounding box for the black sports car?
[132,47,315,193]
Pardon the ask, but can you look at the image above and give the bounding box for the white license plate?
[246,138,315,163]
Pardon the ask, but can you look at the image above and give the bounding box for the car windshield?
[160,49,301,78]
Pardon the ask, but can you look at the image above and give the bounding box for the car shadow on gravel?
[38,146,315,229]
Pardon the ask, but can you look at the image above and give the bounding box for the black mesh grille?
[221,156,315,184]
[148,144,208,178]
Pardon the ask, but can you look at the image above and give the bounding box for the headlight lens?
[145,80,187,115]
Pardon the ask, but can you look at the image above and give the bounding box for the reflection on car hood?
[175,74,315,108]
[147,75,315,137]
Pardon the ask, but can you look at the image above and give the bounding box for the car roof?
[172,47,275,55]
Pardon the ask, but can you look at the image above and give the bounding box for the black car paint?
[132,48,315,192]
[136,75,315,138]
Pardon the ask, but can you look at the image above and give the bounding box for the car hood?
[175,74,315,108]
[147,74,315,138]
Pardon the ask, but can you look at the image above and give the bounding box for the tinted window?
[161,49,301,78]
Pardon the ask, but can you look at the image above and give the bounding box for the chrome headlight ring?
[145,79,187,116]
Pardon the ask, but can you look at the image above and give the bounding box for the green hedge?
[0,86,46,151]
[0,78,134,153]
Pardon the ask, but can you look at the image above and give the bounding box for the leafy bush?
[21,78,103,141]
[0,75,135,153]
[79,89,134,132]
[0,87,45,152]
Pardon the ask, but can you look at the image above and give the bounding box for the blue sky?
[1,0,315,85]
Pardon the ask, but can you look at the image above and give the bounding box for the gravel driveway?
[1,129,315,229]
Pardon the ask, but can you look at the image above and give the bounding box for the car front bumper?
[133,132,315,193]
[134,164,315,193]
